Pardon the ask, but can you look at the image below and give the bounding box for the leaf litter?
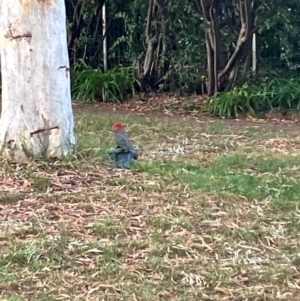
[0,111,300,300]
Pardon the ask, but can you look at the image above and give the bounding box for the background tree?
[65,0,300,97]
[0,0,76,162]
[198,0,300,95]
[66,0,206,94]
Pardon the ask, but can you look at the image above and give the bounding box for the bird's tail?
[130,150,138,160]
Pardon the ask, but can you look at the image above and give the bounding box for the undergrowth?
[210,77,300,118]
[71,59,140,103]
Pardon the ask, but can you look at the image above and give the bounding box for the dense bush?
[209,77,300,118]
[71,59,140,103]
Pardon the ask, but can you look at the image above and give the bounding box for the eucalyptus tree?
[0,0,75,162]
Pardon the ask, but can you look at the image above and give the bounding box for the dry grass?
[1,111,300,300]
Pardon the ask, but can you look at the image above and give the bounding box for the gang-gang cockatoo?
[112,122,139,159]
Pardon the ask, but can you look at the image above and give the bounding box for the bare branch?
[218,0,256,81]
[218,26,247,80]
[143,0,155,78]
[244,0,252,37]
[200,0,212,21]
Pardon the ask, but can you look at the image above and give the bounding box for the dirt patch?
[72,101,300,136]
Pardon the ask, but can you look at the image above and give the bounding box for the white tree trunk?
[0,0,76,162]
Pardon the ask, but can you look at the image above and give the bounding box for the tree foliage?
[65,0,300,95]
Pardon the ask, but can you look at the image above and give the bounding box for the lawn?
[1,110,300,300]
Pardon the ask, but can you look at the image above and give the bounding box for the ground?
[1,101,300,301]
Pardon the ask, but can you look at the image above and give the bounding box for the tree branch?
[143,0,156,78]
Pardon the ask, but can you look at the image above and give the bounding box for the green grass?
[0,109,300,300]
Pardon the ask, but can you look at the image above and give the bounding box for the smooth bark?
[0,0,76,162]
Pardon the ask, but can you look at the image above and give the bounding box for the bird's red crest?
[112,122,123,131]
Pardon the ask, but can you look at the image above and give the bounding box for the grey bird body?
[113,127,138,159]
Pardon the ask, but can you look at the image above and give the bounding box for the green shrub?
[209,77,300,118]
[209,84,260,118]
[71,59,141,103]
[263,77,300,109]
